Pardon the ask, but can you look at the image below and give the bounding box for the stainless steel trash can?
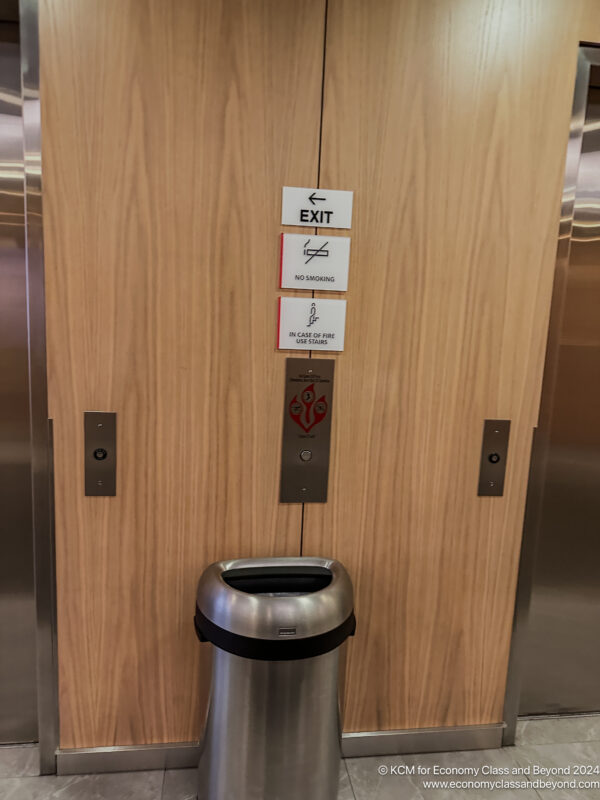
[194,556,355,800]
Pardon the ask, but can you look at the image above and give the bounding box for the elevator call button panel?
[84,411,117,496]
[280,358,334,503]
[477,419,511,497]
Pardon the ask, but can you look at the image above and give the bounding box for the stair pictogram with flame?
[289,384,328,433]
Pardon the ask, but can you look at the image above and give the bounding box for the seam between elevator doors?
[301,0,329,556]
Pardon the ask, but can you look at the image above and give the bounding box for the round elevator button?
[299,449,313,462]
[93,448,108,460]
[488,452,501,464]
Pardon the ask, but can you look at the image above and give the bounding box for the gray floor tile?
[0,770,164,800]
[517,716,600,746]
[162,768,196,800]
[339,760,356,800]
[0,744,39,777]
[346,755,425,800]
[346,747,547,800]
[513,741,600,800]
[7,719,600,800]
[401,747,540,800]
[164,762,353,799]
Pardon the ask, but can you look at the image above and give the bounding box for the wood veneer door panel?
[41,0,325,748]
[306,0,600,732]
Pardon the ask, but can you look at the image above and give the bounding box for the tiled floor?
[2,716,600,799]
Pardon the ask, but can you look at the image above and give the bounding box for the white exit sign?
[280,233,350,292]
[281,186,353,229]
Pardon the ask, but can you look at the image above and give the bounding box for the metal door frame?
[502,43,600,745]
[0,3,37,747]
[19,0,58,774]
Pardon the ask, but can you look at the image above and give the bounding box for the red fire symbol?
[289,384,328,433]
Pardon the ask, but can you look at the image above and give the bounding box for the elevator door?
[41,0,322,748]
[0,15,38,743]
[520,72,600,716]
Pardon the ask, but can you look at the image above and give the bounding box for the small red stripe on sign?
[277,297,281,349]
[279,233,284,287]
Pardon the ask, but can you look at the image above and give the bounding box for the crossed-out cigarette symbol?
[303,239,330,264]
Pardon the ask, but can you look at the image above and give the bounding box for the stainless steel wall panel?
[0,20,37,744]
[20,0,58,773]
[518,50,600,717]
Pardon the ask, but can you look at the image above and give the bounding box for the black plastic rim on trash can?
[194,607,355,661]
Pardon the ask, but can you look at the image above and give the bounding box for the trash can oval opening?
[221,565,332,596]
[195,556,355,660]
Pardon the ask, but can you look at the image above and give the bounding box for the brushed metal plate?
[84,412,116,496]
[280,358,334,503]
[478,419,511,496]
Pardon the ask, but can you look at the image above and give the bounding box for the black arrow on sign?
[308,192,326,205]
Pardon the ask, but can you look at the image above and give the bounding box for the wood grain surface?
[41,0,325,747]
[305,0,600,731]
[42,0,600,748]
